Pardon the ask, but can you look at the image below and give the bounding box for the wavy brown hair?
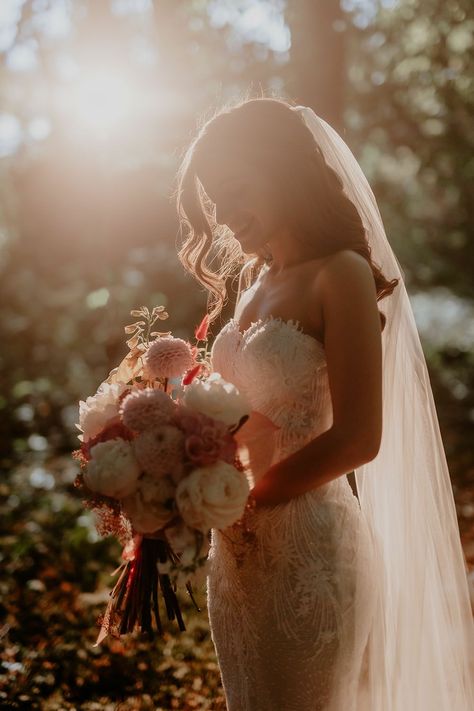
[174,94,398,331]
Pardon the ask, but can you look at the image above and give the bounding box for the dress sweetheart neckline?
[228,315,325,351]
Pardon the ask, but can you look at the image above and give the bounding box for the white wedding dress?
[206,314,380,711]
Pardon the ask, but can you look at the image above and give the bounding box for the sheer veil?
[293,105,474,709]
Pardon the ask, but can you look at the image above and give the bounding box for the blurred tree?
[0,0,294,464]
[345,0,474,297]
[343,0,474,541]
[285,0,347,130]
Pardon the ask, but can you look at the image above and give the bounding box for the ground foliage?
[0,454,226,710]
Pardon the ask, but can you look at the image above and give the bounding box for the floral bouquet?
[73,306,253,645]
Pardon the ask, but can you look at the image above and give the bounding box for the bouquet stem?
[94,536,200,646]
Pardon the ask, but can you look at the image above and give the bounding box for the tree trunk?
[285,0,346,132]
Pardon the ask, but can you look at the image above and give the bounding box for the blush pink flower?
[178,410,237,467]
[133,425,185,479]
[172,405,204,436]
[143,336,194,380]
[120,388,176,432]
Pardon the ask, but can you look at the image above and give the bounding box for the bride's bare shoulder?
[312,249,374,290]
[321,248,371,270]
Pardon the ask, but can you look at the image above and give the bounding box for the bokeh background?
[1,1,473,708]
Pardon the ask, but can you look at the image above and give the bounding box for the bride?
[175,97,474,710]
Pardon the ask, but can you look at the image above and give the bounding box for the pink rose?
[184,418,236,467]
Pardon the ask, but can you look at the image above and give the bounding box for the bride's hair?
[175,93,398,329]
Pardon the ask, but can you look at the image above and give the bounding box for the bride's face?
[197,152,284,254]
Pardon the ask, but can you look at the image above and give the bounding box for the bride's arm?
[251,250,383,506]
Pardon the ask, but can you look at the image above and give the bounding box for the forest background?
[1,1,473,708]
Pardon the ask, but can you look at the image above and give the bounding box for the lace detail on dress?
[206,317,378,711]
[211,316,333,469]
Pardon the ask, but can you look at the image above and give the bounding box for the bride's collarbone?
[234,262,325,342]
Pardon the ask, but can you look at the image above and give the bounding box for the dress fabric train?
[206,315,380,711]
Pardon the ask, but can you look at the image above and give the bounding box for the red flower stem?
[119,574,133,633]
[100,537,193,639]
[130,547,144,630]
[151,559,163,635]
[120,544,142,633]
[139,541,153,635]
[113,565,131,611]
[159,574,186,631]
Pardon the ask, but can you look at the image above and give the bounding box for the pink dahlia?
[133,425,185,478]
[143,336,194,380]
[120,388,176,432]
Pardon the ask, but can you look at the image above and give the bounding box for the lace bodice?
[210,315,334,473]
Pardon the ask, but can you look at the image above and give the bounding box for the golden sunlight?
[59,65,149,138]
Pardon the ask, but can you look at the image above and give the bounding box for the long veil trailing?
[293,105,474,710]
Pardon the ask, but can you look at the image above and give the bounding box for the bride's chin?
[234,229,269,257]
[240,242,264,257]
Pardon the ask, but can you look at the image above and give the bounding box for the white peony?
[76,381,129,442]
[182,372,250,427]
[175,460,250,533]
[121,474,176,534]
[84,439,141,499]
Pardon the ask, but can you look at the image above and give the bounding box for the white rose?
[182,372,250,427]
[122,474,176,534]
[175,461,249,533]
[76,382,129,442]
[84,439,141,498]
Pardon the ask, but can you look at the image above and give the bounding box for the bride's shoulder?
[312,249,374,290]
[321,249,371,271]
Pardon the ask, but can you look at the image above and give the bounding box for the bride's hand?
[234,409,280,483]
[250,470,289,507]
